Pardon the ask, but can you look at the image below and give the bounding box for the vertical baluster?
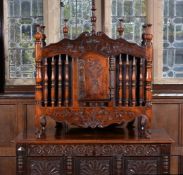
[109,56,116,106]
[142,24,153,107]
[64,55,69,106]
[34,25,44,132]
[43,59,48,107]
[139,58,144,106]
[73,57,79,107]
[58,55,62,107]
[125,55,129,106]
[118,54,123,106]
[51,57,55,107]
[131,57,136,106]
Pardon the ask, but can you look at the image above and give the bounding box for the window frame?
[1,0,183,94]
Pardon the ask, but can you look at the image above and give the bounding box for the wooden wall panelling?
[0,157,16,175]
[0,104,16,147]
[0,96,34,174]
[0,95,182,174]
[153,96,183,175]
[152,103,180,144]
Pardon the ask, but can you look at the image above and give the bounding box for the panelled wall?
[0,94,182,174]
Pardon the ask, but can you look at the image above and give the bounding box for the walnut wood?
[34,27,43,131]
[51,57,55,107]
[16,129,173,175]
[109,56,115,104]
[64,55,69,106]
[139,58,145,106]
[43,59,48,107]
[34,25,153,136]
[58,55,62,107]
[118,54,123,106]
[72,57,79,107]
[132,57,136,106]
[142,25,153,107]
[79,52,109,101]
[125,55,129,106]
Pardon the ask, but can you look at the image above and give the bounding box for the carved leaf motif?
[79,159,110,175]
[42,107,144,128]
[30,159,62,175]
[42,32,146,59]
[126,160,157,175]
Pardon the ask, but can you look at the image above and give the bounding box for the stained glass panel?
[163,0,183,78]
[8,0,43,80]
[111,0,146,44]
[60,0,92,39]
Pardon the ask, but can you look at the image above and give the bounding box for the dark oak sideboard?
[16,128,173,175]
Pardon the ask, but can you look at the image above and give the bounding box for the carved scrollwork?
[27,144,160,157]
[41,107,145,128]
[95,144,160,156]
[42,32,146,59]
[28,145,94,156]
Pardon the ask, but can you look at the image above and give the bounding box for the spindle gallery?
[34,4,153,139]
[14,1,175,175]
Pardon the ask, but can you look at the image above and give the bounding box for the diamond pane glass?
[163,0,183,78]
[111,0,146,44]
[8,0,43,80]
[60,0,92,39]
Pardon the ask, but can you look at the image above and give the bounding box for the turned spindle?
[58,55,62,107]
[118,54,123,105]
[125,55,129,106]
[131,57,136,106]
[51,57,55,107]
[142,24,153,107]
[64,55,69,106]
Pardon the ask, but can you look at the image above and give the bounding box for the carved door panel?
[27,157,65,175]
[73,156,116,175]
[78,52,109,100]
[124,157,160,175]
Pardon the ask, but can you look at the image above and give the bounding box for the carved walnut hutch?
[16,1,173,174]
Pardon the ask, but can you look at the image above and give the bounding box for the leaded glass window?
[111,0,146,44]
[163,0,183,78]
[8,0,43,82]
[60,0,92,39]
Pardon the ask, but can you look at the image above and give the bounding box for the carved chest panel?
[16,129,173,175]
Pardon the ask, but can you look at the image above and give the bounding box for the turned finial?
[91,0,96,35]
[117,19,124,38]
[142,24,153,46]
[34,24,42,42]
[40,25,46,46]
[63,19,69,39]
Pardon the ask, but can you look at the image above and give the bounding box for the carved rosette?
[28,145,94,156]
[126,159,158,175]
[41,107,145,128]
[78,159,111,175]
[29,158,63,175]
[27,144,160,157]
